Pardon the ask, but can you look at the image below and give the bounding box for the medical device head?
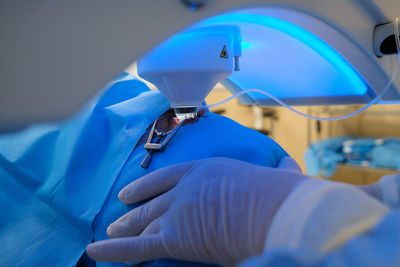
[137,25,241,121]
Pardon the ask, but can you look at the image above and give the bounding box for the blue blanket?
[0,74,288,266]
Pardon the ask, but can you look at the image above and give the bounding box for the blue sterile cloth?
[371,142,400,170]
[240,211,400,267]
[94,104,288,267]
[305,137,400,177]
[0,73,288,266]
[342,138,379,160]
[304,136,350,177]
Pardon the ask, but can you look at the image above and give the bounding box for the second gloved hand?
[86,157,305,266]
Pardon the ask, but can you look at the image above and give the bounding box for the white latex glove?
[357,174,400,208]
[86,157,305,266]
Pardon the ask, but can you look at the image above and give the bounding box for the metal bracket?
[141,118,190,168]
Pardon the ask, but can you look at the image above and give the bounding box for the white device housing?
[137,25,241,120]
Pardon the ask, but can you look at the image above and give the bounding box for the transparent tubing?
[206,17,400,122]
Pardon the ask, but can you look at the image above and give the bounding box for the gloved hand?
[86,157,305,266]
[357,174,400,209]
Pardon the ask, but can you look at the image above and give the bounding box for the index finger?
[277,156,302,173]
[86,235,168,262]
[119,160,197,204]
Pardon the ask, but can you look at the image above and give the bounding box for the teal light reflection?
[241,41,252,50]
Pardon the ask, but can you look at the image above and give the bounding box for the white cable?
[206,17,400,121]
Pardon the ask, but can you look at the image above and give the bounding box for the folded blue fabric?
[0,73,168,266]
[342,138,378,160]
[0,73,288,266]
[304,136,350,177]
[305,136,400,178]
[371,143,400,170]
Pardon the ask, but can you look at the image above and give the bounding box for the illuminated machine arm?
[1,0,399,131]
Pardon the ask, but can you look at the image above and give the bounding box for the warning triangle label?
[220,45,228,58]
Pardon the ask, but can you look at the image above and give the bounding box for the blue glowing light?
[241,41,252,50]
[198,13,368,96]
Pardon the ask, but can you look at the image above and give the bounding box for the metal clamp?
[141,118,190,168]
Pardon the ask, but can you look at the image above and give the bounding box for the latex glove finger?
[122,220,163,266]
[141,218,161,236]
[108,193,172,238]
[277,156,302,173]
[86,235,167,262]
[119,160,197,204]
